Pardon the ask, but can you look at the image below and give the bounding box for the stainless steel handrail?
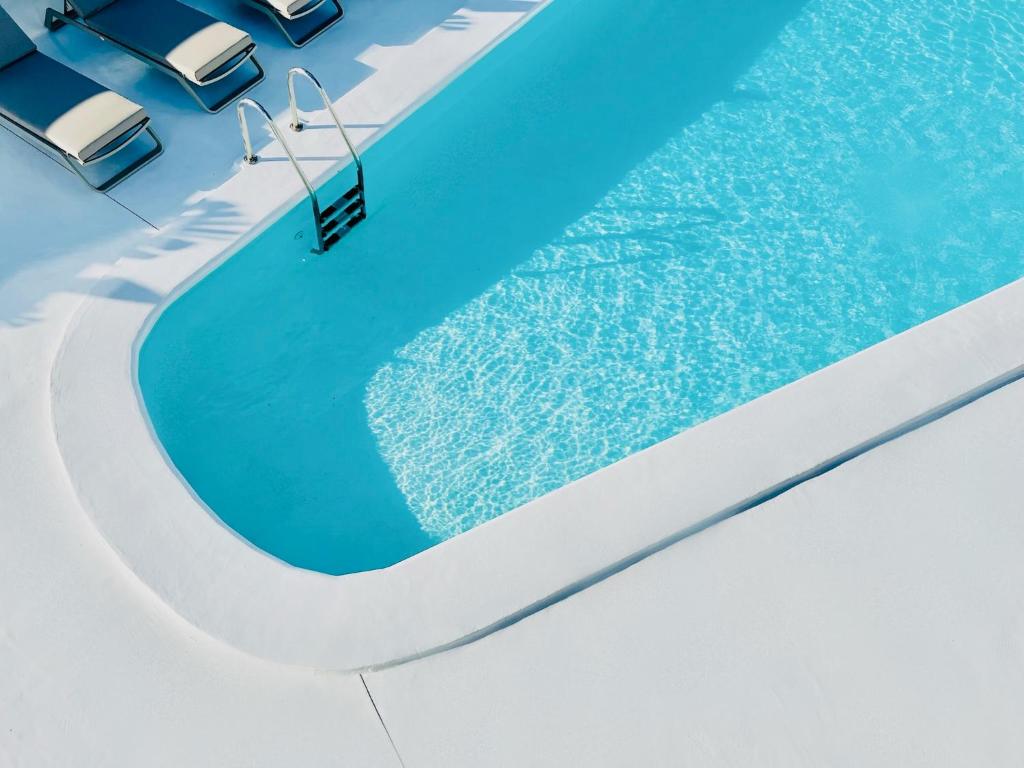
[286,66,365,194]
[236,97,325,252]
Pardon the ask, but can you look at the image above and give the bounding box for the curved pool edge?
[51,221,1024,670]
[43,0,1024,671]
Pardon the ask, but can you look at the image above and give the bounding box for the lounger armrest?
[195,41,257,85]
[80,116,149,164]
[279,0,328,21]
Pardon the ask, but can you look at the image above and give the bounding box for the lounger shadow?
[45,0,264,113]
[239,0,343,48]
[0,4,161,191]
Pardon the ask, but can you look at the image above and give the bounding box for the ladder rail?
[235,72,366,255]
[286,66,365,196]
[236,97,326,252]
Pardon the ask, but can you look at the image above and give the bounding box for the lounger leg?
[238,0,343,47]
[96,125,164,192]
[43,4,79,32]
[272,0,345,48]
[176,55,265,114]
[63,126,164,192]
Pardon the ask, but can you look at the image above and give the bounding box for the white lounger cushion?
[265,0,321,19]
[45,90,146,161]
[165,22,252,84]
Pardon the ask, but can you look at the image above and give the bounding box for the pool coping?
[49,13,1024,671]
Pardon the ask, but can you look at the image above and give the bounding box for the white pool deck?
[2,0,1024,764]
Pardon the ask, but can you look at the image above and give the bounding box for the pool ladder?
[236,67,366,254]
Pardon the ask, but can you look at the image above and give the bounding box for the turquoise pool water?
[141,0,1024,575]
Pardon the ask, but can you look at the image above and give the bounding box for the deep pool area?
[140,0,1024,575]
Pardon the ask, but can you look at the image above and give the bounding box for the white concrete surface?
[1,0,543,764]
[3,0,1024,763]
[366,376,1024,767]
[0,195,402,768]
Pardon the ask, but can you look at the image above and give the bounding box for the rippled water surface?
[141,0,1024,574]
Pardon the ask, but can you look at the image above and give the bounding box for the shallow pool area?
[139,0,1024,575]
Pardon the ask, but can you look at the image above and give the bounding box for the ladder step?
[320,198,364,234]
[322,210,367,250]
[320,184,363,220]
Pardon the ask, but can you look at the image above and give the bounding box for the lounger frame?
[1,109,163,191]
[44,1,264,113]
[240,0,343,47]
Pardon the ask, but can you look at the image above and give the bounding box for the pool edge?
[46,0,1024,671]
[52,243,1024,669]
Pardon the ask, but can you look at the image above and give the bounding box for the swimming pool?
[140,0,1024,576]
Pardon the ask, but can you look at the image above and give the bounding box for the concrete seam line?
[360,673,407,768]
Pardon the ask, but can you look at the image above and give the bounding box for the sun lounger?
[0,4,161,190]
[240,0,343,47]
[45,0,263,113]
